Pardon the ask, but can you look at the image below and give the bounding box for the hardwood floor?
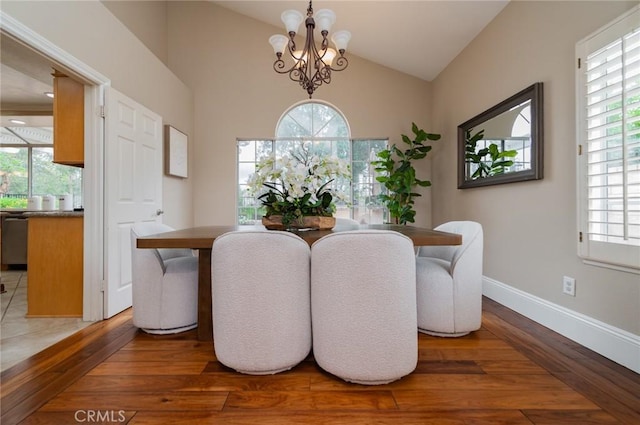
[1,297,638,424]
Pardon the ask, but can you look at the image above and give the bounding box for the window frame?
[576,5,640,273]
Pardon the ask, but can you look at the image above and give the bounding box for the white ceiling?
[213,0,509,81]
[0,33,55,129]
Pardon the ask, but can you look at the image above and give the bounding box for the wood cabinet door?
[27,216,83,317]
[53,73,84,166]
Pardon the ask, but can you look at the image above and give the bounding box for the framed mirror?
[458,82,543,189]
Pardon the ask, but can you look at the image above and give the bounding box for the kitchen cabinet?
[53,71,84,167]
[27,214,83,317]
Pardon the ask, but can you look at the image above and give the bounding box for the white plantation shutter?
[577,5,640,271]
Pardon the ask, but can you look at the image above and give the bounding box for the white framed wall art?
[165,125,188,178]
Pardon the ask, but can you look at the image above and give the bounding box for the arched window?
[276,101,350,138]
[272,101,351,162]
[237,101,387,225]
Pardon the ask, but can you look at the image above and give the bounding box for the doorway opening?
[0,15,109,370]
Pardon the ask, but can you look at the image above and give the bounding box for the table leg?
[197,248,213,341]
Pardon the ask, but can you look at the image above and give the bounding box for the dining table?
[136,223,462,341]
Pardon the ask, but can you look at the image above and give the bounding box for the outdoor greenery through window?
[0,126,82,209]
[576,5,640,270]
[467,107,532,178]
[237,101,388,224]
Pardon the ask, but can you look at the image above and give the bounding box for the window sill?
[582,259,640,275]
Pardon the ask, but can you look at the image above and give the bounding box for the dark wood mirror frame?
[458,82,544,189]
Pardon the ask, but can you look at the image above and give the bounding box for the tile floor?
[1,270,91,372]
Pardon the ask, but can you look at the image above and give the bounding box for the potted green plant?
[372,122,440,225]
[246,145,351,230]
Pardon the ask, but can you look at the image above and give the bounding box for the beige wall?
[101,0,169,66]
[1,0,194,228]
[431,0,639,334]
[165,1,434,226]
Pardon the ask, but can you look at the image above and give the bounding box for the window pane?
[0,147,28,208]
[275,140,303,157]
[351,140,388,224]
[582,17,640,250]
[285,103,313,136]
[237,140,255,162]
[310,140,332,156]
[238,162,255,185]
[32,148,83,207]
[276,115,308,138]
[335,140,350,160]
[256,140,273,159]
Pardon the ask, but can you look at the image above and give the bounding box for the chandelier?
[269,1,351,98]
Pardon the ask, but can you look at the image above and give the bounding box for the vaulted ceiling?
[213,0,509,81]
[0,0,509,122]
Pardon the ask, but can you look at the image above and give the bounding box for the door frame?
[1,11,110,321]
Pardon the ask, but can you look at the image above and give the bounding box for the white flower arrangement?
[247,146,351,227]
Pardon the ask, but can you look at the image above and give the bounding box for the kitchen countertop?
[23,211,83,217]
[1,210,83,217]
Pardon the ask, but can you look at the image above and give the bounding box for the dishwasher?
[2,216,28,266]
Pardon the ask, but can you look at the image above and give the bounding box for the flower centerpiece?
[247,146,351,230]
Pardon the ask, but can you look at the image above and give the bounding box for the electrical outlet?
[563,276,576,296]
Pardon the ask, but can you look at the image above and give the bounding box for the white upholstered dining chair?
[130,222,198,334]
[311,230,418,385]
[415,221,483,337]
[211,230,311,375]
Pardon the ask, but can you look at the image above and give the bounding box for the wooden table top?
[136,224,462,249]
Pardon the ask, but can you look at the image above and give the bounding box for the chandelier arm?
[329,55,348,72]
[288,38,306,62]
[311,44,332,87]
[273,55,289,74]
[290,67,307,85]
[320,30,329,50]
[288,35,297,53]
[312,42,332,66]
[316,66,332,85]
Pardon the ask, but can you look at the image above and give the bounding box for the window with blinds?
[577,5,640,272]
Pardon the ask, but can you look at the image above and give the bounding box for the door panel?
[104,87,162,318]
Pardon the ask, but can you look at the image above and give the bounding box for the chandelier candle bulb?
[331,30,352,53]
[269,35,289,56]
[281,10,304,35]
[315,9,336,33]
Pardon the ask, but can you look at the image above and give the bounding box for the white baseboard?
[482,276,640,374]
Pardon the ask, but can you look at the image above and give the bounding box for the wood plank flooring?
[1,297,639,424]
